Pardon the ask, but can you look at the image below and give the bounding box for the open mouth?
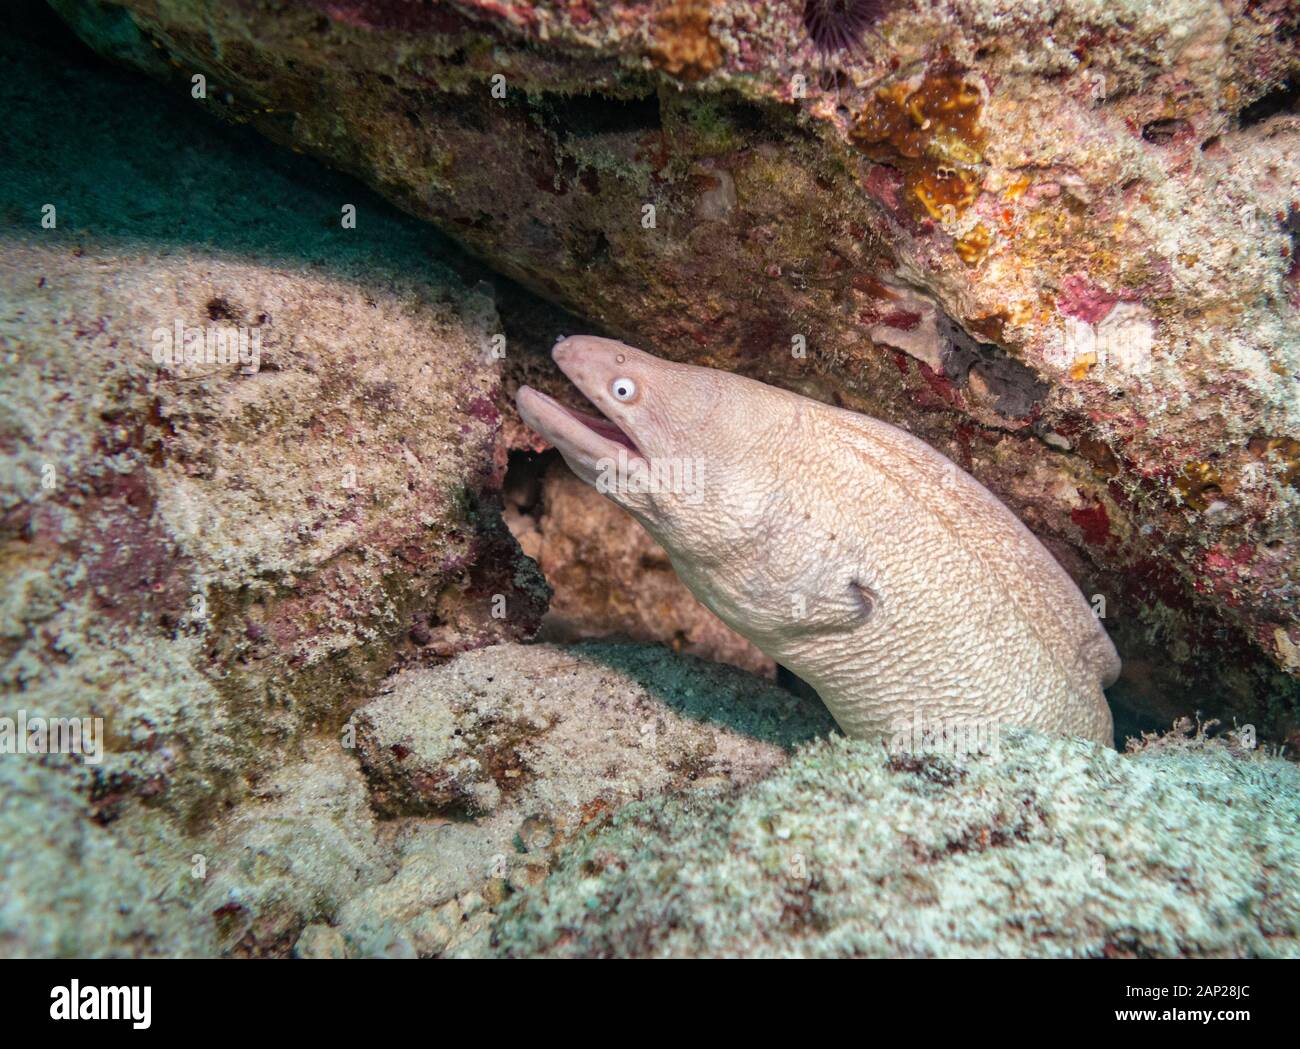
[518,386,644,461]
[556,400,641,455]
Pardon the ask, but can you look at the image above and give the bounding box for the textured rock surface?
[6,2,1299,963]
[0,758,206,957]
[333,640,833,957]
[0,13,549,824]
[492,725,1300,958]
[350,640,828,820]
[48,0,1300,740]
[0,635,833,958]
[505,455,773,676]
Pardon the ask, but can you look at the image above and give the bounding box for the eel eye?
[611,377,638,402]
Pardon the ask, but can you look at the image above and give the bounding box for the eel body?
[517,336,1119,745]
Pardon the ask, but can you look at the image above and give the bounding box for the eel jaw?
[516,386,645,469]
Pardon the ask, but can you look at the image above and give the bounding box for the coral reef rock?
[349,640,829,821]
[504,455,774,676]
[0,14,548,825]
[50,0,1300,740]
[333,641,833,958]
[493,728,1300,958]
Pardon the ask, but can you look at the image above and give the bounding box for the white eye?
[611,377,637,402]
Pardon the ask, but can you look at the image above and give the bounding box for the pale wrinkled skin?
[517,336,1119,745]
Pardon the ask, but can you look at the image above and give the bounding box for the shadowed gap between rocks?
[0,0,594,371]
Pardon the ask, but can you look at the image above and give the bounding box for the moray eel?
[516,336,1119,745]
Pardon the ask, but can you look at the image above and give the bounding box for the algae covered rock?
[349,640,834,820]
[0,759,210,958]
[493,728,1300,958]
[0,15,548,824]
[333,640,835,957]
[0,635,833,959]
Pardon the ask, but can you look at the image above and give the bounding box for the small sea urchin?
[802,0,885,54]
